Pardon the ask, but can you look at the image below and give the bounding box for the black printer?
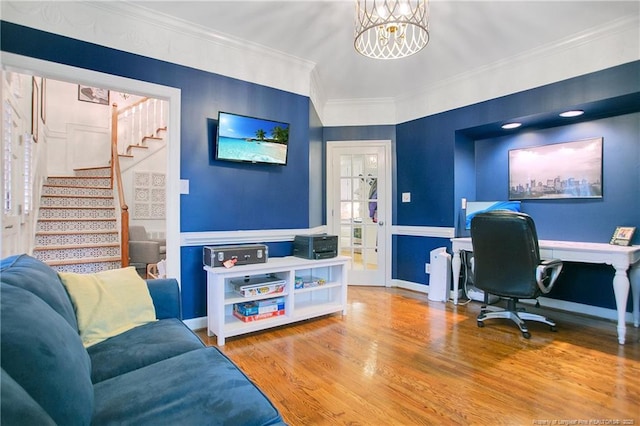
[293,234,338,260]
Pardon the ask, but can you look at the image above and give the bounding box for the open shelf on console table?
[204,255,350,345]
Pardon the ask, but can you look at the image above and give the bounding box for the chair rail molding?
[180,226,328,247]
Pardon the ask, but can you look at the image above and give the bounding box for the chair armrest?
[129,241,161,264]
[146,278,182,320]
[535,259,563,294]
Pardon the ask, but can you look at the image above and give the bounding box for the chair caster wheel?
[477,321,485,328]
[550,326,557,332]
[522,332,531,339]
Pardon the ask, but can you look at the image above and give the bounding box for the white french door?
[327,141,390,286]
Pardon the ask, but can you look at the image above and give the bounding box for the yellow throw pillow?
[59,267,157,347]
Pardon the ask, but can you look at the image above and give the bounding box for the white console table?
[450,238,640,344]
[205,256,349,346]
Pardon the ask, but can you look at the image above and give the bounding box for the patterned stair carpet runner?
[32,166,122,273]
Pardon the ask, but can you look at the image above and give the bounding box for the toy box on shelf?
[231,275,286,297]
[234,297,285,316]
[294,275,326,289]
[232,303,286,323]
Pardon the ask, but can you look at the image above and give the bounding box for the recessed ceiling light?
[501,122,522,130]
[559,110,584,118]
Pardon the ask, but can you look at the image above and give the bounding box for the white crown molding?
[1,1,316,98]
[324,14,640,126]
[322,97,397,127]
[3,2,637,127]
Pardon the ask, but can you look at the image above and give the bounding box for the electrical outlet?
[425,263,430,274]
[402,192,411,203]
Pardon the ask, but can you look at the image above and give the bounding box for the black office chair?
[470,211,563,338]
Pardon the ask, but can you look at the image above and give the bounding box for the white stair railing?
[115,98,167,156]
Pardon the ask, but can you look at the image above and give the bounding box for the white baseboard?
[390,279,634,323]
[183,316,207,330]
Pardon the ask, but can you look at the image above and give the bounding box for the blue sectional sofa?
[0,254,286,426]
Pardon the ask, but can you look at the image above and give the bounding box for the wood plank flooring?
[196,287,640,426]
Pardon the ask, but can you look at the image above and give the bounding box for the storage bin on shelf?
[231,275,286,297]
[233,296,285,322]
[294,275,326,289]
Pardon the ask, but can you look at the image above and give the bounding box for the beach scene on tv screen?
[217,113,289,164]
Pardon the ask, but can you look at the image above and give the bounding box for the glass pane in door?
[339,154,378,275]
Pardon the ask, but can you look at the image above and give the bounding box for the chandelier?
[354,0,430,60]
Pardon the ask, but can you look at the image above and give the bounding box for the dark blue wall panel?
[475,113,640,244]
[3,21,639,317]
[394,236,450,285]
[394,62,639,313]
[1,22,311,319]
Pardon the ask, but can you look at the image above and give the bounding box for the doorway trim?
[1,52,182,283]
[326,140,392,287]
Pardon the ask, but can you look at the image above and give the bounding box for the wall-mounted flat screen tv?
[215,111,290,165]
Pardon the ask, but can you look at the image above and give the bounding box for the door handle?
[378,221,384,226]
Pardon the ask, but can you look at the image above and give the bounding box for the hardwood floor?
[196,287,640,425]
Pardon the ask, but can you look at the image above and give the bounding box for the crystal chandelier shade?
[354,0,430,60]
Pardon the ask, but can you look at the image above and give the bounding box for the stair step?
[73,166,111,178]
[37,218,117,232]
[39,207,116,220]
[40,195,114,208]
[42,186,114,197]
[32,245,121,263]
[35,231,119,246]
[126,144,149,154]
[47,258,122,274]
[46,176,111,188]
[142,136,163,143]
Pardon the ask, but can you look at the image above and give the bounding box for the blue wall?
[1,22,312,319]
[394,62,640,310]
[3,21,639,316]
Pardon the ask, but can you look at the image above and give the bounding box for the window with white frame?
[3,100,12,214]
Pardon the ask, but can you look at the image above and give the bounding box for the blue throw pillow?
[0,283,94,425]
[0,254,78,331]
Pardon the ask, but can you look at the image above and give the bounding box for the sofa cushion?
[0,283,93,425]
[0,254,78,331]
[93,347,285,426]
[59,266,157,347]
[146,278,182,319]
[88,318,205,383]
[1,369,56,426]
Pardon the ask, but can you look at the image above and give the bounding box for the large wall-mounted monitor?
[215,111,290,165]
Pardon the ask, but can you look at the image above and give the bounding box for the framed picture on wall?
[31,77,38,143]
[610,226,635,246]
[508,137,603,200]
[78,85,109,105]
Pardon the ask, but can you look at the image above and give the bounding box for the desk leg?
[629,263,639,328]
[612,264,630,344]
[451,250,462,305]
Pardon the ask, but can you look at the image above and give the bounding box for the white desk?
[450,238,640,344]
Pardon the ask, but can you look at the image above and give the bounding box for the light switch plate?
[402,192,411,203]
[180,179,190,194]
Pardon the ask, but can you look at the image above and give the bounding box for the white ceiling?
[133,1,638,104]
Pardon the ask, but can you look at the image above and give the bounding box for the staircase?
[32,166,122,273]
